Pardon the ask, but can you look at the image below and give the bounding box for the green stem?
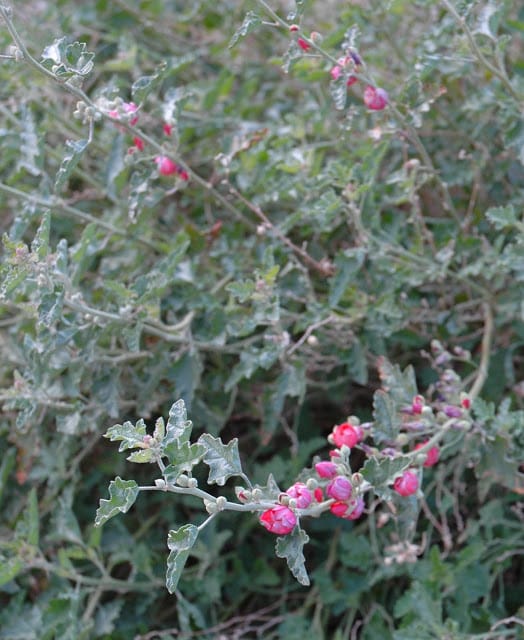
[439,0,523,107]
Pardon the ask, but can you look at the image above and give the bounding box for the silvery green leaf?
[275,526,310,586]
[198,434,243,485]
[95,477,139,527]
[166,524,199,594]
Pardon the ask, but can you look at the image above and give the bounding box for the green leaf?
[229,11,262,48]
[361,455,412,499]
[94,477,139,527]
[198,434,243,485]
[31,211,51,259]
[163,442,206,479]
[486,204,518,230]
[54,138,90,193]
[15,487,39,547]
[166,524,199,594]
[376,358,418,404]
[0,555,24,587]
[0,447,16,510]
[329,76,348,111]
[132,61,167,104]
[104,419,147,451]
[275,526,310,586]
[165,399,193,446]
[329,248,366,306]
[126,448,155,463]
[372,390,399,444]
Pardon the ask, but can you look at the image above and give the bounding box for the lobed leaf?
[94,478,139,527]
[165,399,193,446]
[361,455,412,499]
[104,419,147,452]
[275,526,310,586]
[198,434,243,486]
[166,524,199,594]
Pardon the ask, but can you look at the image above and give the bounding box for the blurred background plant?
[0,0,523,637]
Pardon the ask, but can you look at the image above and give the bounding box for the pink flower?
[330,65,342,81]
[461,396,471,410]
[345,496,365,520]
[155,156,179,176]
[315,461,338,479]
[259,505,296,535]
[332,422,364,449]
[163,123,173,136]
[123,102,139,125]
[393,470,419,497]
[285,482,312,509]
[414,441,439,467]
[326,476,352,501]
[109,101,139,125]
[363,85,389,111]
[297,38,311,52]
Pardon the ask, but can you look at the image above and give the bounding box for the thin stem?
[439,0,522,106]
[469,302,493,400]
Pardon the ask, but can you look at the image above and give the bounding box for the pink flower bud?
[133,136,144,151]
[331,422,364,449]
[155,156,178,176]
[289,24,299,32]
[326,476,352,501]
[297,38,311,52]
[345,496,365,520]
[314,487,324,502]
[285,482,312,509]
[414,441,439,467]
[346,75,358,87]
[163,123,173,136]
[177,168,189,181]
[443,405,462,418]
[330,65,342,81]
[363,85,389,111]
[461,395,471,410]
[315,461,338,478]
[259,505,296,535]
[412,395,425,414]
[393,470,419,497]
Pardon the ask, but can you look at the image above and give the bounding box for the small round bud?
[187,477,198,488]
[154,478,166,490]
[204,500,217,514]
[307,335,318,347]
[351,472,364,485]
[215,496,227,511]
[279,493,291,506]
[289,24,299,32]
[306,477,318,490]
[176,474,189,487]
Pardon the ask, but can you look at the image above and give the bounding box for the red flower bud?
[285,482,312,509]
[326,476,352,501]
[331,422,364,449]
[363,85,389,111]
[297,38,311,52]
[414,441,439,467]
[393,470,419,497]
[259,505,296,535]
[315,461,338,478]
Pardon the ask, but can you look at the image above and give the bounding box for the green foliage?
[0,0,523,637]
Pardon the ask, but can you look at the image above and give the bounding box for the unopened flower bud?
[215,496,227,511]
[187,477,198,488]
[204,500,217,514]
[176,474,189,487]
[155,478,166,490]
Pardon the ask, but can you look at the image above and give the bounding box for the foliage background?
[0,0,523,638]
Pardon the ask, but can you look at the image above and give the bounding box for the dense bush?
[0,0,523,638]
